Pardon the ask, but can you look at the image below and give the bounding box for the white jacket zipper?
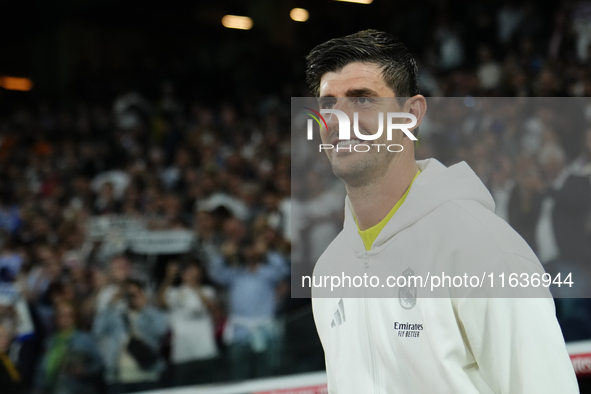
[364,251,380,394]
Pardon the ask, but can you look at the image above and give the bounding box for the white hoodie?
[311,158,578,394]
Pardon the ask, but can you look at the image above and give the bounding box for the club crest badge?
[399,267,417,310]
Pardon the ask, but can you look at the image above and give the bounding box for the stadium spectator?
[93,279,168,394]
[572,127,591,176]
[157,260,218,386]
[0,198,21,236]
[301,172,343,264]
[477,44,502,91]
[0,318,24,394]
[537,145,591,277]
[487,155,515,223]
[25,246,63,333]
[93,182,122,216]
[209,237,288,380]
[33,301,102,394]
[95,256,133,314]
[535,143,591,342]
[508,156,544,252]
[0,252,38,390]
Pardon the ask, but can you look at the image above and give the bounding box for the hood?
[343,158,496,253]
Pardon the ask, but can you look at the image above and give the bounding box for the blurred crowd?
[403,1,591,98]
[0,87,294,394]
[1,1,591,393]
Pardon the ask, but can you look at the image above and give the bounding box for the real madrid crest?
[399,267,417,310]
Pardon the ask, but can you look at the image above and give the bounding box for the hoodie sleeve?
[457,261,578,393]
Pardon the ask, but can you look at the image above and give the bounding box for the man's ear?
[405,95,427,136]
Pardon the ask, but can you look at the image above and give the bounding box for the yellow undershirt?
[356,170,420,251]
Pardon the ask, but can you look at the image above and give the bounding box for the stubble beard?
[330,151,392,189]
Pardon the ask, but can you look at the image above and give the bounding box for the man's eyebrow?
[318,88,380,98]
[345,88,379,97]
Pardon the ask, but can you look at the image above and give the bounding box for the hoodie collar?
[343,159,496,255]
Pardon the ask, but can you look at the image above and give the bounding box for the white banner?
[87,215,145,240]
[129,230,195,254]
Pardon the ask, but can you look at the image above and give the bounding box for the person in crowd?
[300,172,344,264]
[209,235,289,380]
[0,197,22,237]
[193,210,224,263]
[0,318,24,394]
[536,144,591,267]
[0,282,37,390]
[535,144,591,341]
[95,255,133,314]
[93,278,168,394]
[157,259,218,386]
[572,127,591,176]
[507,156,544,252]
[34,301,102,394]
[93,182,123,215]
[487,156,515,223]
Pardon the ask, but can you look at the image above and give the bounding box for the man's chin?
[329,151,390,187]
[331,159,372,186]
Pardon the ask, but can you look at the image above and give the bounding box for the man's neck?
[347,158,418,231]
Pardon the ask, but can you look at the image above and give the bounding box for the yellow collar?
[356,170,420,251]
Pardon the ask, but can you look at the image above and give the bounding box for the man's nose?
[325,111,338,134]
[324,99,353,133]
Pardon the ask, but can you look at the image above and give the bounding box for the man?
[209,236,289,380]
[535,144,591,341]
[95,255,133,314]
[0,319,24,394]
[93,279,168,394]
[306,30,578,393]
[535,144,591,268]
[34,302,102,394]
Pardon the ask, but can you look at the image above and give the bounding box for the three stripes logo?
[331,299,346,328]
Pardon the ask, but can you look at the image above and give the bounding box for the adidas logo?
[331,299,346,328]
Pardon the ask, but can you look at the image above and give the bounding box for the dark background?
[0,0,562,105]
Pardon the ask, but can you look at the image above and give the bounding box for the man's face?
[56,304,75,331]
[0,325,11,353]
[541,157,565,181]
[126,283,145,310]
[318,62,406,187]
[110,257,131,283]
[182,265,202,285]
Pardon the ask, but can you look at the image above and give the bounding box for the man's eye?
[354,97,372,106]
[320,101,336,109]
